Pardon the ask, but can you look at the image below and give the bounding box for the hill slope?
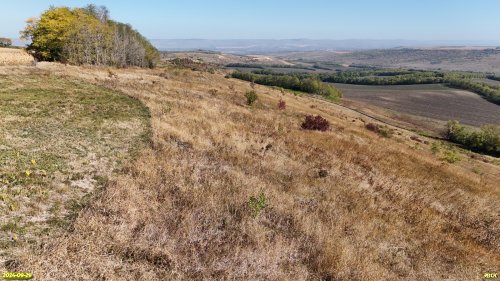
[2,63,499,280]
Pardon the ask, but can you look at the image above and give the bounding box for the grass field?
[333,83,500,128]
[0,67,150,265]
[0,48,34,66]
[0,63,498,280]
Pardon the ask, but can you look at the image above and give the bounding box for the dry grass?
[0,48,34,66]
[1,63,498,280]
[0,67,149,269]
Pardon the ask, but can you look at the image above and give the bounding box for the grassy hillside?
[0,66,150,268]
[1,63,499,280]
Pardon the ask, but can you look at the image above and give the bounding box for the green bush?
[444,120,499,156]
[442,150,461,163]
[231,71,342,100]
[245,91,258,105]
[248,192,267,217]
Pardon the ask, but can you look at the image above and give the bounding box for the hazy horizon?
[12,38,500,53]
[2,0,500,42]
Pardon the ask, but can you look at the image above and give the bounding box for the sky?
[1,0,499,41]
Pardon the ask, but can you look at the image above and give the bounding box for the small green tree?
[245,90,258,105]
[444,120,466,143]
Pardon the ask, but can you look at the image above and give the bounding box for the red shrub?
[365,123,380,133]
[278,99,286,110]
[301,115,330,131]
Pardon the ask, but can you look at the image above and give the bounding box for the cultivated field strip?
[0,48,34,66]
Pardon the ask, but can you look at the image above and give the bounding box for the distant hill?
[281,48,500,74]
[151,39,500,53]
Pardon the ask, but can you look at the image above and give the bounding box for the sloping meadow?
[0,67,150,268]
[3,64,499,280]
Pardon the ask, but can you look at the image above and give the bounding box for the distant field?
[280,48,500,73]
[332,83,500,127]
[0,48,34,65]
[161,51,290,66]
[474,78,500,87]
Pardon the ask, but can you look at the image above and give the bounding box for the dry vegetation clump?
[1,63,498,280]
[277,99,287,110]
[365,122,394,138]
[0,48,34,66]
[301,115,330,131]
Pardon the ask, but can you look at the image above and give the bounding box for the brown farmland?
[332,83,500,127]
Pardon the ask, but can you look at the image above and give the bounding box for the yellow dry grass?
[2,63,499,280]
[0,48,34,66]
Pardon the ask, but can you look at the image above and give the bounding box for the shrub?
[245,91,258,105]
[443,120,499,156]
[365,123,393,138]
[318,169,328,178]
[278,99,286,110]
[431,142,440,154]
[378,128,393,138]
[248,192,267,217]
[365,123,380,133]
[442,147,462,163]
[231,71,342,100]
[301,115,330,131]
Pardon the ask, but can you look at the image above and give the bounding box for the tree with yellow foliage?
[21,5,159,67]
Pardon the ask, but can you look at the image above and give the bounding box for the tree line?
[486,75,500,82]
[444,120,499,157]
[291,68,500,105]
[0,38,12,47]
[226,63,315,71]
[318,70,444,85]
[231,71,342,100]
[21,5,159,68]
[444,75,500,105]
[231,67,500,104]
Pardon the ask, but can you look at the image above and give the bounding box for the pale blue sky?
[1,0,499,41]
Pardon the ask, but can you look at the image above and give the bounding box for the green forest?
[21,5,159,67]
[231,68,500,105]
[231,71,342,100]
[320,70,500,104]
